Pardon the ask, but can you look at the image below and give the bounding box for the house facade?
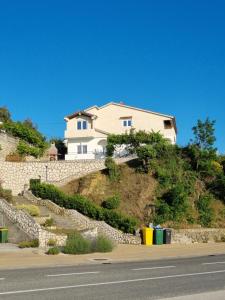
[64,102,177,160]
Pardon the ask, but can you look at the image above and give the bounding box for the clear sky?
[0,0,225,152]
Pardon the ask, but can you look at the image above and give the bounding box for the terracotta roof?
[64,110,97,121]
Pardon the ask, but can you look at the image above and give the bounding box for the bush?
[102,195,120,209]
[30,178,41,187]
[46,247,60,255]
[18,239,39,248]
[16,204,40,217]
[47,239,56,246]
[44,218,54,227]
[0,186,13,203]
[196,194,214,227]
[105,157,120,181]
[154,184,190,224]
[30,182,137,233]
[63,233,91,254]
[17,140,43,158]
[91,236,114,253]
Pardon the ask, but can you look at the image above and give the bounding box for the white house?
[64,102,177,160]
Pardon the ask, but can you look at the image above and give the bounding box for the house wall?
[86,103,176,143]
[65,136,107,160]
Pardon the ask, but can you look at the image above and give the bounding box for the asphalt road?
[0,255,225,299]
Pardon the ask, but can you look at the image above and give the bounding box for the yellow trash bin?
[142,227,153,246]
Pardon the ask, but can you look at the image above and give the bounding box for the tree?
[0,106,11,123]
[23,118,37,130]
[191,118,216,151]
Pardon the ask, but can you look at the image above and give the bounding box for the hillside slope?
[61,161,157,224]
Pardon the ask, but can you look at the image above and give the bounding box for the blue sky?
[0,0,225,152]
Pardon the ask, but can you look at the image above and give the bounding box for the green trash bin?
[0,228,8,243]
[153,228,164,245]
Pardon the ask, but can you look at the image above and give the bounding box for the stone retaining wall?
[24,191,141,245]
[0,157,134,195]
[0,198,67,248]
[172,228,225,244]
[0,132,19,161]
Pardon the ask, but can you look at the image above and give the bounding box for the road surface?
[0,254,225,299]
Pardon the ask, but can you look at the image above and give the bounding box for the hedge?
[30,181,137,234]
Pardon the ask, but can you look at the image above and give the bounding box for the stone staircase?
[14,195,88,232]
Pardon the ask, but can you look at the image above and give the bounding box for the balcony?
[64,129,96,139]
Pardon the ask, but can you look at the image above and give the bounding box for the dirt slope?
[61,161,157,224]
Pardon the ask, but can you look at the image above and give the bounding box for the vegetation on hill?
[62,118,225,229]
[0,106,48,158]
[30,180,137,233]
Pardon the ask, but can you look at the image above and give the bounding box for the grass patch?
[16,204,40,217]
[91,235,114,253]
[63,232,91,255]
[46,247,60,255]
[18,239,39,248]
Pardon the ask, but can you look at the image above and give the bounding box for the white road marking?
[1,269,225,295]
[132,266,176,271]
[202,261,225,265]
[47,271,100,277]
[0,278,4,281]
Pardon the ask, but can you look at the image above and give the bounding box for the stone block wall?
[172,228,225,244]
[0,157,134,195]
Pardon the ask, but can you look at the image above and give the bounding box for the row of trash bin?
[142,227,171,245]
[0,228,8,243]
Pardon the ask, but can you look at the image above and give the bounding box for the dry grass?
[61,161,157,225]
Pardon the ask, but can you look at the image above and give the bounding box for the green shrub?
[91,235,114,253]
[46,247,60,255]
[44,218,54,227]
[18,239,39,248]
[196,194,214,227]
[47,239,56,246]
[105,157,120,181]
[17,140,43,158]
[154,184,190,224]
[16,204,40,217]
[63,233,91,254]
[0,186,13,203]
[2,121,47,149]
[30,182,137,233]
[102,195,120,209]
[29,178,41,186]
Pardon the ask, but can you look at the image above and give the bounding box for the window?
[83,121,87,130]
[164,120,172,129]
[77,120,87,130]
[77,145,82,154]
[82,145,87,154]
[123,119,132,127]
[77,144,88,154]
[77,121,82,130]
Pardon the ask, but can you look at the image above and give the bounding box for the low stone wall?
[0,157,134,195]
[0,198,67,248]
[24,192,141,245]
[172,228,225,244]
